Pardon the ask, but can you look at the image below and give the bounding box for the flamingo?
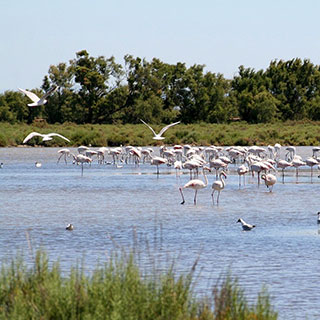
[237,218,255,231]
[71,154,92,176]
[237,164,248,187]
[305,157,319,177]
[179,166,211,205]
[211,171,227,204]
[18,86,58,107]
[277,159,292,181]
[261,173,277,192]
[23,132,70,144]
[150,156,167,174]
[140,119,180,140]
[57,148,71,164]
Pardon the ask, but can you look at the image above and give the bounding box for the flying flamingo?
[140,119,180,140]
[19,86,58,107]
[261,173,277,192]
[179,166,211,205]
[211,171,227,204]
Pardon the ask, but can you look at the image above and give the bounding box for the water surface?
[0,146,320,319]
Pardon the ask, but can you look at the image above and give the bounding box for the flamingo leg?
[179,187,185,205]
[194,190,198,205]
[57,154,63,164]
[211,190,215,204]
[217,190,221,203]
[81,163,84,177]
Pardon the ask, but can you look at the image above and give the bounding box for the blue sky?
[1,0,320,92]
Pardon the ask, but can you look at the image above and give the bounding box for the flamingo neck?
[203,169,208,187]
[220,173,226,188]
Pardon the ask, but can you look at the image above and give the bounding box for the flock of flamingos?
[13,87,320,229]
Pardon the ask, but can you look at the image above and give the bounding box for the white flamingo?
[140,119,180,140]
[19,86,58,107]
[305,157,319,177]
[277,159,292,181]
[211,171,227,204]
[237,164,248,187]
[57,148,71,164]
[71,154,92,176]
[23,132,70,144]
[237,218,255,231]
[179,166,211,205]
[150,156,167,174]
[261,173,277,192]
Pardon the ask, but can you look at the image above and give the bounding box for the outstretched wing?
[41,86,59,100]
[140,119,157,136]
[47,133,70,142]
[18,88,40,103]
[23,132,43,143]
[158,121,181,137]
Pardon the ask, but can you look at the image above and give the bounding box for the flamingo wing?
[18,88,40,103]
[23,132,43,143]
[140,119,157,136]
[47,133,70,142]
[158,121,181,136]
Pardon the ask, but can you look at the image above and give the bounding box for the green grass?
[1,120,319,147]
[0,250,278,320]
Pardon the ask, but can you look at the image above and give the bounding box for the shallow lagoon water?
[1,146,320,319]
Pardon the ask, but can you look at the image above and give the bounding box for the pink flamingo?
[179,167,211,205]
[211,171,227,204]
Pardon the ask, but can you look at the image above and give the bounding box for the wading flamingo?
[179,166,211,205]
[237,218,255,231]
[237,164,249,187]
[261,173,277,192]
[57,148,71,164]
[211,171,227,204]
[140,119,180,140]
[19,86,58,107]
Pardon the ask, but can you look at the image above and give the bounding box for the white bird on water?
[140,119,180,140]
[18,86,58,107]
[23,132,70,144]
[66,223,74,230]
[237,218,255,231]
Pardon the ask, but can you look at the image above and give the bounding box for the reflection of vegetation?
[0,250,277,319]
[1,121,320,147]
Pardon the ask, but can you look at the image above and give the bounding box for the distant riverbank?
[0,121,319,147]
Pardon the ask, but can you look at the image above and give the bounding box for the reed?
[0,250,277,319]
[1,120,319,147]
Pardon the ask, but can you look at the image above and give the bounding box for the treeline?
[1,50,320,125]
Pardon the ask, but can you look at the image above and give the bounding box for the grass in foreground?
[0,250,278,320]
